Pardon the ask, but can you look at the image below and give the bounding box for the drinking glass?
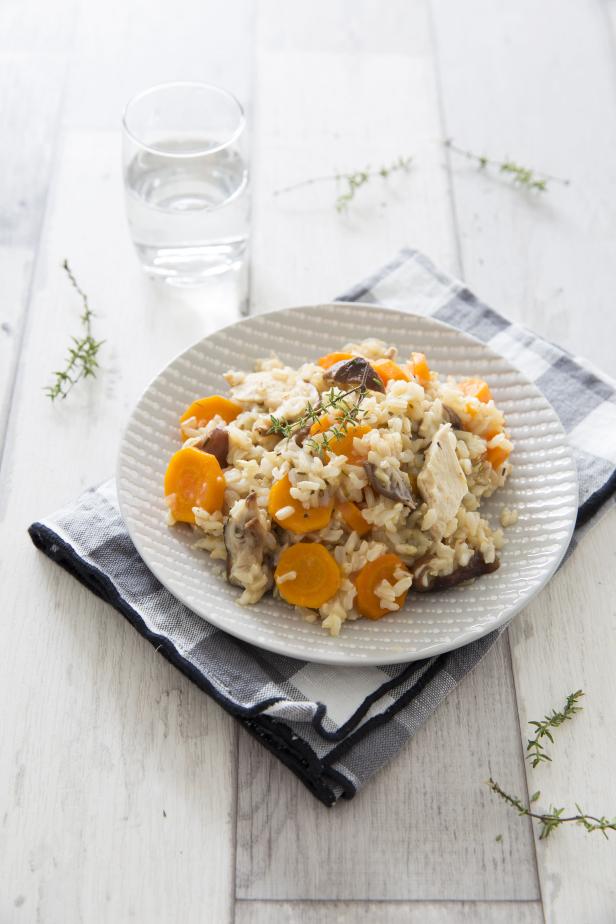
[122,82,249,286]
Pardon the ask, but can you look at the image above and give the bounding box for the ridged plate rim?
[116,303,578,665]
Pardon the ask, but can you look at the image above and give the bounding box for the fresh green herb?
[268,361,373,455]
[274,155,413,211]
[526,690,584,768]
[445,139,569,193]
[45,261,104,401]
[269,384,368,456]
[487,778,616,840]
[488,690,614,840]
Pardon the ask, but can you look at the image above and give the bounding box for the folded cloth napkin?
[29,249,616,806]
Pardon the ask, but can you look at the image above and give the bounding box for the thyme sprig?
[445,139,569,192]
[274,155,413,211]
[45,261,104,401]
[268,362,371,455]
[526,689,584,768]
[487,778,616,840]
[268,384,368,456]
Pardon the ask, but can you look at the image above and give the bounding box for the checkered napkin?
[28,249,616,806]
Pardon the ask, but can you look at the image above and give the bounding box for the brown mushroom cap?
[199,427,229,468]
[412,551,499,592]
[363,462,417,508]
[324,357,385,394]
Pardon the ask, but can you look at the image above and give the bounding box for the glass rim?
[122,81,246,158]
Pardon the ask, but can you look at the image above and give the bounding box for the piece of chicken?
[223,493,276,604]
[227,370,320,422]
[417,423,468,538]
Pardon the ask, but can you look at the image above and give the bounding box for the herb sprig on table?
[274,155,413,211]
[45,261,104,401]
[488,690,616,839]
[445,139,569,193]
[526,689,584,768]
[488,777,616,840]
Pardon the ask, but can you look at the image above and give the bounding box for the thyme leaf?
[526,690,584,768]
[274,155,413,211]
[267,364,371,455]
[445,139,569,193]
[487,777,616,840]
[45,261,104,401]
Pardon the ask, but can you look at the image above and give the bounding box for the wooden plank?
[0,0,255,908]
[237,0,538,903]
[249,0,459,314]
[236,635,538,901]
[0,129,241,924]
[509,508,616,923]
[431,0,616,920]
[63,0,254,129]
[0,0,77,442]
[236,901,544,924]
[430,0,616,375]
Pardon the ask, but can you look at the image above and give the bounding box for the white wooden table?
[2,1,615,921]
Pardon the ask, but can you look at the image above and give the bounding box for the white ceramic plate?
[117,303,578,665]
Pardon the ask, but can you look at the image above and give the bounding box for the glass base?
[136,241,247,286]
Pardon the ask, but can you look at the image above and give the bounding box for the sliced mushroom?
[412,551,500,592]
[199,427,229,468]
[324,357,385,394]
[223,493,276,604]
[294,423,312,447]
[363,462,417,508]
[442,405,463,431]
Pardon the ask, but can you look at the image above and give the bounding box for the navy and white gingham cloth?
[29,249,616,805]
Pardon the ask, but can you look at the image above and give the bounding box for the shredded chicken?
[417,423,468,538]
[226,370,320,421]
[223,493,276,604]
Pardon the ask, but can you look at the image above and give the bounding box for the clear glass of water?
[122,81,249,286]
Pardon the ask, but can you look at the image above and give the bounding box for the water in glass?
[125,137,249,285]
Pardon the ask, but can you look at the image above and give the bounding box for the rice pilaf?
[164,339,513,636]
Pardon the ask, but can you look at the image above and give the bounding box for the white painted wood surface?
[1,0,615,921]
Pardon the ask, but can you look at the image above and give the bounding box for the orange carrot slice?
[354,553,410,620]
[459,378,492,403]
[328,425,371,463]
[164,446,225,523]
[410,352,430,385]
[308,417,371,463]
[180,396,242,433]
[486,444,511,470]
[374,359,410,385]
[268,474,333,534]
[309,414,334,436]
[275,542,341,608]
[337,500,371,537]
[317,352,354,370]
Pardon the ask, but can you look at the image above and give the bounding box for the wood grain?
[0,0,77,444]
[0,130,242,924]
[236,635,538,900]
[250,0,459,315]
[432,1,616,920]
[0,2,254,920]
[236,901,544,924]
